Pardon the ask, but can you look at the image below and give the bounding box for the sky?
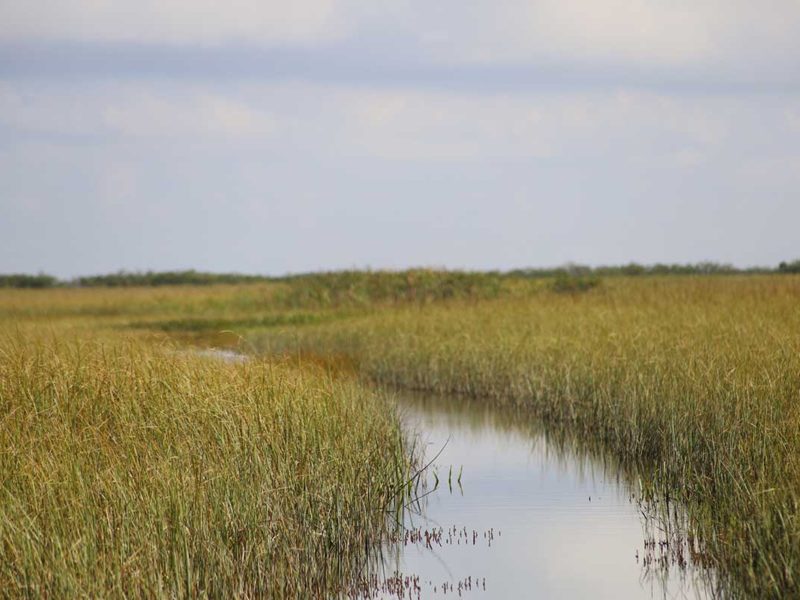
[1,1,799,277]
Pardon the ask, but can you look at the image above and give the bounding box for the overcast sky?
[2,1,799,277]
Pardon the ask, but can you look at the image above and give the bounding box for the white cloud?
[325,87,736,163]
[0,80,767,163]
[433,0,715,66]
[3,79,800,275]
[0,86,104,136]
[102,92,276,138]
[0,0,344,45]
[419,0,800,70]
[0,84,276,139]
[2,79,797,200]
[2,1,799,77]
[338,90,552,160]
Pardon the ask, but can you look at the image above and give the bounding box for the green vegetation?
[74,269,272,287]
[508,260,765,278]
[550,272,601,293]
[2,259,798,289]
[242,275,800,598]
[5,269,800,597]
[130,311,331,333]
[779,260,800,274]
[275,269,504,308]
[0,293,414,598]
[0,273,58,288]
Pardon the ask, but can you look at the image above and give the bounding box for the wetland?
[359,392,714,599]
[2,270,799,598]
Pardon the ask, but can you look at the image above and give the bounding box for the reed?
[248,275,800,598]
[0,320,412,597]
[8,274,800,597]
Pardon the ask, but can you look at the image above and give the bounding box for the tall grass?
[10,274,800,596]
[248,275,800,598]
[273,269,504,309]
[0,324,413,597]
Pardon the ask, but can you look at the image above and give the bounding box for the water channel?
[362,392,714,599]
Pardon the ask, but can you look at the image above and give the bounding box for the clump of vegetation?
[778,259,800,273]
[276,269,504,308]
[0,326,413,596]
[0,273,58,288]
[550,272,601,293]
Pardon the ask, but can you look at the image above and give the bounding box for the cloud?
[413,0,716,66]
[0,80,771,163]
[102,92,276,138]
[327,86,738,163]
[398,0,800,73]
[0,0,344,45]
[2,0,799,79]
[0,83,276,139]
[2,77,799,277]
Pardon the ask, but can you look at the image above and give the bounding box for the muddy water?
[369,393,713,599]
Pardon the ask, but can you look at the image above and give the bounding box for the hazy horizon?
[4,259,792,282]
[2,1,799,278]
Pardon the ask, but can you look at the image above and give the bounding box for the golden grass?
[0,293,412,598]
[248,275,800,597]
[8,275,800,597]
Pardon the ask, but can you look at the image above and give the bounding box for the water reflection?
[363,392,714,599]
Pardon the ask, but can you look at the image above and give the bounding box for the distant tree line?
[0,274,59,288]
[0,270,270,288]
[778,260,800,274]
[1,262,799,289]
[73,270,271,287]
[506,261,772,278]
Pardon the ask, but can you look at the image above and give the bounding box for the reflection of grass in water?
[247,275,800,598]
[397,390,718,590]
[372,389,716,597]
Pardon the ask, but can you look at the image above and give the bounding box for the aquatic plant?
[7,273,800,597]
[248,275,800,598]
[0,323,413,597]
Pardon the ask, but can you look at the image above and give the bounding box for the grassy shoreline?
[247,275,800,598]
[4,274,800,597]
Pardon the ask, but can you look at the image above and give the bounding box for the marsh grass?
[550,272,601,294]
[247,275,800,598]
[0,304,414,597]
[129,310,335,333]
[273,269,505,309]
[8,274,800,597]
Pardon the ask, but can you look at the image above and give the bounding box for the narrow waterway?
[365,392,713,599]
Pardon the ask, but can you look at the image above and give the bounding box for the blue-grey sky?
[2,1,799,277]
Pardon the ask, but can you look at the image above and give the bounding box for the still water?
[365,393,713,599]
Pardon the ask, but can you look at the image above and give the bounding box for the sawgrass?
[8,274,800,597]
[248,275,800,598]
[0,295,413,598]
